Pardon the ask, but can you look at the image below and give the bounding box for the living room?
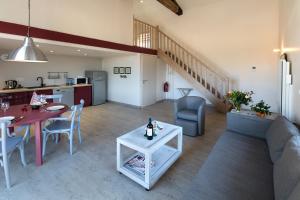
[0,0,299,200]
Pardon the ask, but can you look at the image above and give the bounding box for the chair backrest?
[69,99,85,130]
[46,94,63,103]
[0,119,9,156]
[178,96,206,110]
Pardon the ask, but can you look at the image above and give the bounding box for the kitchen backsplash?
[0,52,101,88]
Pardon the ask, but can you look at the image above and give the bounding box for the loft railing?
[133,18,158,49]
[133,18,230,101]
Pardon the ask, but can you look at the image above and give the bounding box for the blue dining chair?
[42,99,84,156]
[0,119,26,189]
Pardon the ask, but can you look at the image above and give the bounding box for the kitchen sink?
[44,85,60,87]
[25,86,43,89]
[25,85,60,89]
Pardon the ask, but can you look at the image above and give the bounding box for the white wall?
[134,0,280,112]
[0,51,101,88]
[102,54,142,107]
[165,64,211,104]
[156,58,167,101]
[280,0,300,123]
[0,0,133,45]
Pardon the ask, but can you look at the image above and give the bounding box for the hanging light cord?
[27,0,31,37]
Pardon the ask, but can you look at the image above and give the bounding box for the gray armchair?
[174,96,206,136]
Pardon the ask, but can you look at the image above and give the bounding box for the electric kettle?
[5,80,18,89]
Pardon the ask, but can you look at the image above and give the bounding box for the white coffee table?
[116,121,183,190]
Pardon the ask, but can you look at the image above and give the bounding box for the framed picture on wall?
[125,67,131,74]
[113,67,119,74]
[119,67,125,74]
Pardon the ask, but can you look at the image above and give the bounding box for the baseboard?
[107,100,142,109]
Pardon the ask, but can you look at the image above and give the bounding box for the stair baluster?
[133,18,229,112]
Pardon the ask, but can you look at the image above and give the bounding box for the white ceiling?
[0,33,134,59]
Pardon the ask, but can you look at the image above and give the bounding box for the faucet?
[37,76,45,87]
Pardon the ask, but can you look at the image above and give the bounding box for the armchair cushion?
[177,109,198,121]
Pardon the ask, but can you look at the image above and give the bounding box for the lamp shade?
[6,37,48,62]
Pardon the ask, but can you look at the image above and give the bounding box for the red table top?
[0,103,69,127]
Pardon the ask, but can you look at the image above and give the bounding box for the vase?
[256,112,266,118]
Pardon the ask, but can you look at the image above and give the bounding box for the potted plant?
[251,100,271,118]
[225,90,253,111]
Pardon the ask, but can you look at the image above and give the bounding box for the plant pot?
[256,112,266,118]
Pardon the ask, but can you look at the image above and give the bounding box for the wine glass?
[39,94,47,104]
[1,101,10,112]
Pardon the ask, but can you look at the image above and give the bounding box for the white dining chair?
[0,119,26,189]
[45,94,63,103]
[20,94,63,143]
[42,99,84,156]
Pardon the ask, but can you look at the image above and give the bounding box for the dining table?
[0,103,69,166]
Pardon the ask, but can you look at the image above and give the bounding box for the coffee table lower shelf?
[118,145,181,190]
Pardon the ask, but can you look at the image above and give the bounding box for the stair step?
[206,83,210,90]
[192,71,196,78]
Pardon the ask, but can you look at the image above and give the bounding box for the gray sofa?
[174,96,205,136]
[184,113,300,200]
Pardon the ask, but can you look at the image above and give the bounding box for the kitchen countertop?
[0,84,92,94]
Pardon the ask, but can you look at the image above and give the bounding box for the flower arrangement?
[251,100,271,118]
[225,90,254,111]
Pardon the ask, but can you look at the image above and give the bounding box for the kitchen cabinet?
[74,86,92,107]
[0,89,53,105]
[0,86,92,107]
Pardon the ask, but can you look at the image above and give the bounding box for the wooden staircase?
[133,18,230,112]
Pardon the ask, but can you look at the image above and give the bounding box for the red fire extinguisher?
[163,82,169,92]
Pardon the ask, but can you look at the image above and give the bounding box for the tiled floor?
[0,101,226,200]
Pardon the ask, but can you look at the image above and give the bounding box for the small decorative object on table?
[251,100,271,118]
[30,92,47,110]
[225,90,254,111]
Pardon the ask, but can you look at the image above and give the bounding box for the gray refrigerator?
[85,71,107,105]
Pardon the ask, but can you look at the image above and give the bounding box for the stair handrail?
[158,30,229,82]
[133,18,230,99]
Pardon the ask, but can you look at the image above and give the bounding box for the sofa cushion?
[274,136,300,200]
[177,109,197,121]
[288,180,300,200]
[185,131,274,200]
[266,116,299,163]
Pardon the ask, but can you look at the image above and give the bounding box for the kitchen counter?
[0,84,92,94]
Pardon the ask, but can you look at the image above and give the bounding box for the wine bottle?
[146,118,153,140]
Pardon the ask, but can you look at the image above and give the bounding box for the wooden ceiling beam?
[157,0,183,16]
